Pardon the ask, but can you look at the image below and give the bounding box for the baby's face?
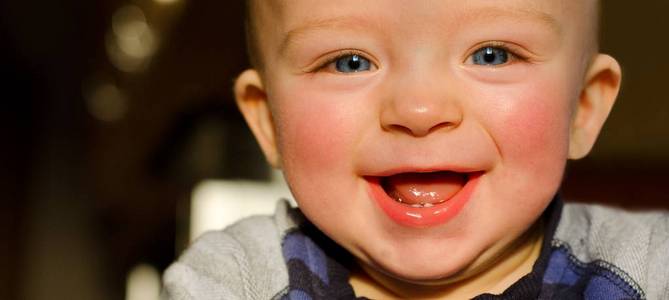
[246,0,600,283]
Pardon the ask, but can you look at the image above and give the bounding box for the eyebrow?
[458,6,562,35]
[278,6,561,56]
[278,16,379,56]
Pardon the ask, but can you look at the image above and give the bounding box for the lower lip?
[366,172,482,228]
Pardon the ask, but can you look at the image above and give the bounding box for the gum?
[367,173,482,228]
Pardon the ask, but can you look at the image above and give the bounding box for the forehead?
[254,0,595,52]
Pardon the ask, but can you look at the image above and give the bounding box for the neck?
[349,220,544,299]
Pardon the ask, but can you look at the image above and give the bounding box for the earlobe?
[568,54,622,159]
[234,69,281,168]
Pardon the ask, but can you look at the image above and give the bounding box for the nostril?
[380,94,464,137]
[385,124,415,135]
[384,121,458,137]
[429,121,458,133]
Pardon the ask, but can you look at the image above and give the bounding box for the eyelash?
[467,41,529,64]
[307,41,529,73]
[310,49,374,73]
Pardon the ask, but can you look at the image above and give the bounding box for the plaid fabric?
[280,198,644,300]
[281,224,362,300]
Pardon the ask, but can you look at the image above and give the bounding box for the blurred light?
[85,82,128,122]
[125,264,160,300]
[107,5,157,72]
[112,6,155,58]
[190,171,295,241]
[154,0,180,5]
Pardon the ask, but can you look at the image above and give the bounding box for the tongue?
[382,172,466,205]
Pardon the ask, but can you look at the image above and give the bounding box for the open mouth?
[366,170,482,227]
[380,171,469,208]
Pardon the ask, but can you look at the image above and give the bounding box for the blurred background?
[2,1,668,299]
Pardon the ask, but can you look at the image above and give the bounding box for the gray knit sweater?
[162,200,669,299]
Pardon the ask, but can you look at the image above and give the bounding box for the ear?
[234,69,281,168]
[568,54,622,159]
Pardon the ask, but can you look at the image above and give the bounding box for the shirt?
[163,198,669,299]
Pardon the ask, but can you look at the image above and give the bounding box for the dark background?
[2,1,668,299]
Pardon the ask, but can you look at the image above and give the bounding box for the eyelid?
[464,41,535,65]
[304,49,379,73]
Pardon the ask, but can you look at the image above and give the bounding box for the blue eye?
[471,47,509,66]
[334,54,371,73]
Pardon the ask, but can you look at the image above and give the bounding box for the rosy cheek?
[272,85,358,175]
[486,80,572,169]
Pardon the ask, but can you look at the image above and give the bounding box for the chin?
[387,265,467,284]
[360,237,485,285]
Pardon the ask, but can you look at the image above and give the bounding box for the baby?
[164,0,669,299]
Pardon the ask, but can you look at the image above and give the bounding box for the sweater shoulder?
[556,203,669,298]
[162,200,300,300]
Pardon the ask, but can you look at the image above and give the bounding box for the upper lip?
[363,165,484,177]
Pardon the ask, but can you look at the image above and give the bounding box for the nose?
[380,79,463,137]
